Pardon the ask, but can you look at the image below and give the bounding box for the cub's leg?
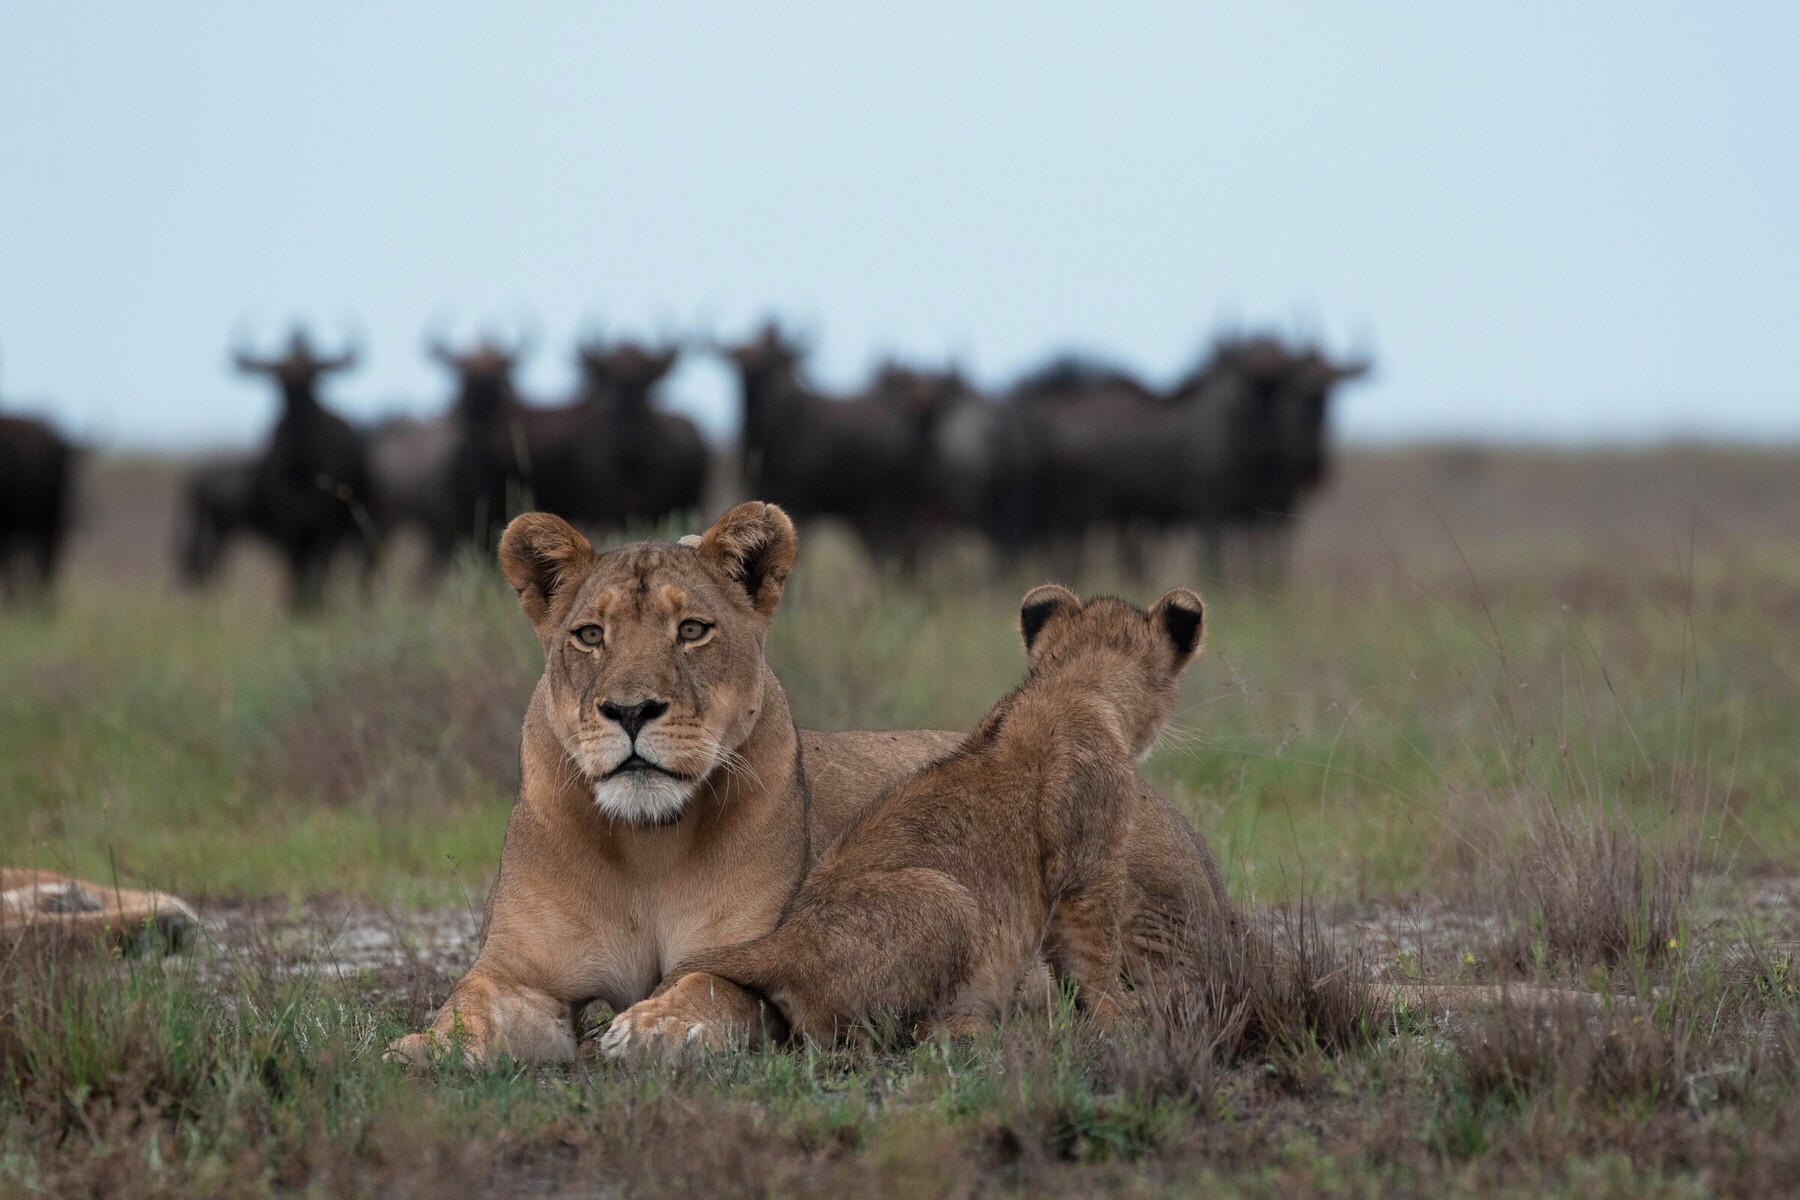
[755,867,982,1043]
[1044,879,1127,1028]
[919,1009,992,1041]
[386,968,575,1067]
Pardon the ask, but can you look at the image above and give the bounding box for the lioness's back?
[801,729,960,848]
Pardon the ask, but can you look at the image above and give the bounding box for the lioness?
[389,501,1233,1065]
[602,584,1205,1051]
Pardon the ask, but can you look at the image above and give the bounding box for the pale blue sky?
[2,3,1795,449]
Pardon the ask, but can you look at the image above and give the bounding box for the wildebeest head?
[1181,335,1370,495]
[870,360,970,420]
[723,321,807,385]
[233,325,359,409]
[575,338,681,407]
[428,334,529,423]
[1273,349,1370,491]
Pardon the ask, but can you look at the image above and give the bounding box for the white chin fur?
[592,772,695,825]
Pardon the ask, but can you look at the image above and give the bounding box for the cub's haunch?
[607,584,1205,1050]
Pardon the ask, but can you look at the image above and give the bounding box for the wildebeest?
[999,335,1369,580]
[428,335,541,553]
[426,336,651,546]
[0,404,78,604]
[724,322,943,564]
[570,336,708,527]
[179,327,376,608]
[428,332,708,550]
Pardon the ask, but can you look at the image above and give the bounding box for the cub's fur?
[604,585,1205,1050]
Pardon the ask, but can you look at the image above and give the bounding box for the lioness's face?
[499,503,799,826]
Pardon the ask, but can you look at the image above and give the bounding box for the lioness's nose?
[599,698,670,741]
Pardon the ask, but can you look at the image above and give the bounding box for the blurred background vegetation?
[6,446,1792,908]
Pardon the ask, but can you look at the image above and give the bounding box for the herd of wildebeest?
[0,321,1369,607]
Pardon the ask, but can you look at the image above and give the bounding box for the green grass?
[3,927,1796,1198]
[5,505,1794,904]
[2,447,1799,1195]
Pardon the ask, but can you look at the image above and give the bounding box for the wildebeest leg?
[1048,533,1084,585]
[1247,516,1294,589]
[349,533,381,597]
[0,541,17,606]
[287,542,329,611]
[414,532,457,593]
[29,529,60,594]
[1196,523,1226,585]
[1119,521,1163,583]
[20,531,60,609]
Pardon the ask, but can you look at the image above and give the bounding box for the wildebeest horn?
[320,320,365,372]
[230,321,275,374]
[421,307,462,368]
[1342,326,1378,381]
[650,335,682,373]
[506,308,542,365]
[651,310,686,354]
[575,309,607,359]
[424,334,458,368]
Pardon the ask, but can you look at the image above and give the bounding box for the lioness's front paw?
[384,1030,489,1069]
[384,1031,443,1068]
[601,990,726,1062]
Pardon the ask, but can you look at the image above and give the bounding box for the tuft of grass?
[1498,794,1696,973]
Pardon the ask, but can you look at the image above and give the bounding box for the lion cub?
[609,583,1204,1047]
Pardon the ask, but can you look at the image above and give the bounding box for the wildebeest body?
[0,411,77,601]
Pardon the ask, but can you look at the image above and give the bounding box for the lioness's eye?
[677,619,710,643]
[573,624,604,647]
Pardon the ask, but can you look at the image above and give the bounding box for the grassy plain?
[2,445,1797,1196]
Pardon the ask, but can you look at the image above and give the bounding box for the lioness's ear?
[697,501,797,620]
[499,513,594,627]
[1019,583,1080,656]
[1150,588,1206,665]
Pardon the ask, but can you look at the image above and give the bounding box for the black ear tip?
[1019,600,1062,650]
[1161,602,1204,656]
[1019,584,1080,651]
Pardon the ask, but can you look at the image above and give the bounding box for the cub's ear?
[499,513,594,628]
[697,501,798,620]
[1019,583,1081,656]
[1150,588,1206,664]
